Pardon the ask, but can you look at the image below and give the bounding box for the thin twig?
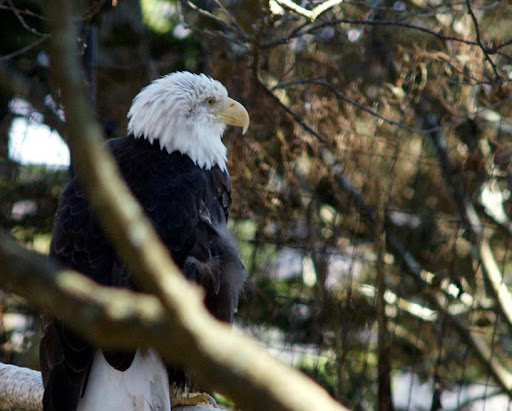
[210,0,250,40]
[263,16,511,59]
[81,0,108,21]
[178,0,251,41]
[0,4,46,19]
[258,77,326,142]
[359,285,437,322]
[6,0,45,37]
[271,78,512,136]
[465,0,500,79]
[0,62,65,136]
[0,35,49,62]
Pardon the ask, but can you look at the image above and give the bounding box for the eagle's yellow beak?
[214,97,250,134]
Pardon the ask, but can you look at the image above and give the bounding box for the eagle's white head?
[127,72,249,171]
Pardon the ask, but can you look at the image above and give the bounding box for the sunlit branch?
[425,118,512,335]
[274,0,344,21]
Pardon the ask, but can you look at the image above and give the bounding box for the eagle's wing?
[114,139,245,321]
[40,178,111,411]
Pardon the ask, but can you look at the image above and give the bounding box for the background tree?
[1,0,512,409]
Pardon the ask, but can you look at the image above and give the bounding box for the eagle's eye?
[206,97,217,106]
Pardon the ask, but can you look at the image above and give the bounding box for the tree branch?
[424,114,512,335]
[0,62,65,136]
[0,362,220,411]
[0,35,49,62]
[0,362,43,410]
[464,0,500,79]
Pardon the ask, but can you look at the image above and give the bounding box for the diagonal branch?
[479,239,512,330]
[424,114,512,335]
[0,229,350,411]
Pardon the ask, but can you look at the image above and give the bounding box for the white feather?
[77,349,171,411]
[127,72,228,171]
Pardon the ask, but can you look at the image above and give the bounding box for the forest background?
[1,0,512,409]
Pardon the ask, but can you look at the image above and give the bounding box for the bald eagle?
[40,72,249,411]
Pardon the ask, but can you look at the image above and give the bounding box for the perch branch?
[0,362,219,411]
[0,362,43,410]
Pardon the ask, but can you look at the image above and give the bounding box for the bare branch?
[359,285,437,322]
[6,0,46,37]
[479,240,512,333]
[0,35,49,62]
[210,0,249,40]
[268,78,512,136]
[0,4,46,20]
[178,0,251,41]
[465,0,500,79]
[0,62,65,136]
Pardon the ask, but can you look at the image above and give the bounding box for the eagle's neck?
[134,121,227,172]
[127,100,227,171]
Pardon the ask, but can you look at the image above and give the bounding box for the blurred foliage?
[2,0,512,409]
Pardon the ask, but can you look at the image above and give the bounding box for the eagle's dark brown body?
[40,135,245,410]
